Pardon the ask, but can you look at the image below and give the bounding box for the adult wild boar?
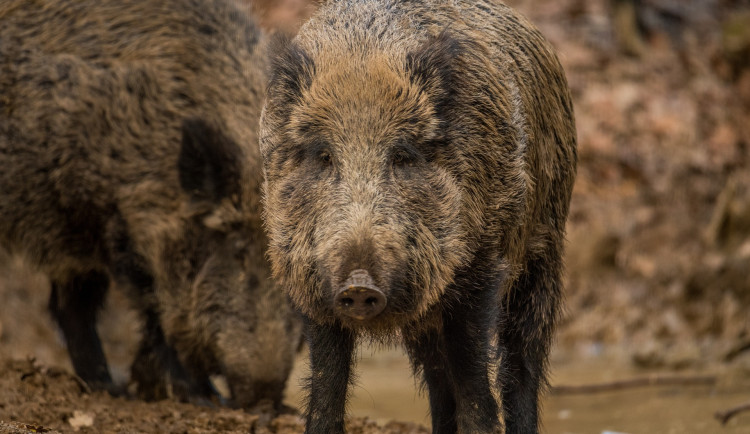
[260,0,576,432]
[0,0,300,408]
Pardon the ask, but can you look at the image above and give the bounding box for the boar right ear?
[178,118,243,203]
[267,35,315,105]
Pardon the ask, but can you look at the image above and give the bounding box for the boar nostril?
[334,269,387,321]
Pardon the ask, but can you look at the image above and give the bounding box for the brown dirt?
[2,0,750,432]
[0,357,427,434]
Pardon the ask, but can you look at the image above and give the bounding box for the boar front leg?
[407,286,502,434]
[303,317,355,434]
[105,215,214,403]
[130,309,216,403]
[48,270,114,391]
[406,329,458,433]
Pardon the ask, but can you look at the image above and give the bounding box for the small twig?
[715,401,750,425]
[724,340,750,362]
[550,374,717,395]
[43,366,92,394]
[68,372,93,394]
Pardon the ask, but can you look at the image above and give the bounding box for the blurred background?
[2,0,750,432]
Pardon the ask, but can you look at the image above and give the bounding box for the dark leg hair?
[499,253,562,434]
[48,270,113,390]
[406,329,458,434]
[105,214,215,403]
[130,309,216,403]
[407,279,502,434]
[303,317,355,434]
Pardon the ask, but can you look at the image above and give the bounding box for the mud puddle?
[286,347,750,434]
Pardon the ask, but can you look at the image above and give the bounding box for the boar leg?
[48,270,113,390]
[406,329,457,433]
[303,318,355,434]
[131,309,216,403]
[105,218,215,403]
[407,287,502,434]
[105,214,214,402]
[499,255,562,434]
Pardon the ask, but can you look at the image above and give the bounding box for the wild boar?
[260,0,577,432]
[0,0,300,409]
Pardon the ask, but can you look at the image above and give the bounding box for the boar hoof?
[335,269,387,321]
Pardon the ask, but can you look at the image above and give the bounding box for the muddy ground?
[2,0,750,432]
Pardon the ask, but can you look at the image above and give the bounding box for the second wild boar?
[0,0,300,409]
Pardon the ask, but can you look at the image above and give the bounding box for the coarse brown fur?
[261,0,576,432]
[0,0,300,408]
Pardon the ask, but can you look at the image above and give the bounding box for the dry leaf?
[68,411,94,432]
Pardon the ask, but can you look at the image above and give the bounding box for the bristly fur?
[0,0,301,409]
[261,0,576,432]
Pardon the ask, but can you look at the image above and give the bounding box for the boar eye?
[391,146,419,168]
[306,142,335,172]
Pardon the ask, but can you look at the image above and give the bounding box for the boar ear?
[405,31,463,112]
[178,118,243,203]
[267,35,315,105]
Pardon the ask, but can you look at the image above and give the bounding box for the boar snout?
[334,269,387,321]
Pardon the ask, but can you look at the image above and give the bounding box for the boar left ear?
[178,117,243,203]
[405,31,464,116]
